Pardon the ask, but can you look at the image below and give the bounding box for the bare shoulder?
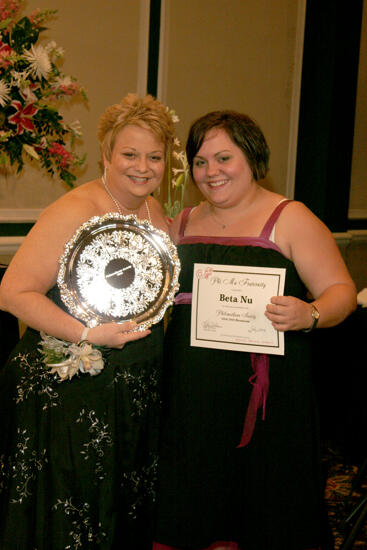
[16,181,101,260]
[277,200,331,237]
[41,180,98,222]
[279,199,316,218]
[275,200,340,262]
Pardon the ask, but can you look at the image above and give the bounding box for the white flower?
[55,75,72,87]
[39,332,104,381]
[174,137,181,147]
[45,41,64,59]
[10,70,29,88]
[70,120,82,137]
[173,150,188,165]
[23,144,40,160]
[23,44,51,80]
[166,107,180,123]
[0,79,11,107]
[44,40,57,52]
[55,47,64,58]
[20,86,38,103]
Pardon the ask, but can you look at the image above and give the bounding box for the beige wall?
[159,0,304,205]
[0,0,145,210]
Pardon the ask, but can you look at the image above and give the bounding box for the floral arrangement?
[164,108,190,220]
[39,332,104,381]
[0,1,87,187]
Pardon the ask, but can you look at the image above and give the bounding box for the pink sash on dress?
[173,200,292,448]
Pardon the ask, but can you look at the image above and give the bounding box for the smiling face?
[193,127,255,208]
[104,124,165,202]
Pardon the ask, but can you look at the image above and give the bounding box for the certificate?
[191,263,286,355]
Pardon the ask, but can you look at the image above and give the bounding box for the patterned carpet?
[324,444,367,549]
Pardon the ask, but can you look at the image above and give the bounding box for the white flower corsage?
[39,331,104,381]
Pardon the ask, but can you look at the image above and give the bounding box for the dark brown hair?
[186,110,270,181]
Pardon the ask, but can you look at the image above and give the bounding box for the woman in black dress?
[155,111,356,550]
[0,93,176,549]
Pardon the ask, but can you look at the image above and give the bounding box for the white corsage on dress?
[39,332,104,381]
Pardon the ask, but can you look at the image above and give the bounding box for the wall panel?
[159,0,305,204]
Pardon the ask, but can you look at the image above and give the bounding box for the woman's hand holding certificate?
[191,263,286,355]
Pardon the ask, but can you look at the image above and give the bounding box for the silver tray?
[57,213,180,330]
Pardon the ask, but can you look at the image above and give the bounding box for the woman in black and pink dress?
[154,110,356,550]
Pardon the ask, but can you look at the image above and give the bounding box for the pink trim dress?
[154,201,322,550]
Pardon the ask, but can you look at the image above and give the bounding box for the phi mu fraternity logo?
[196,266,213,280]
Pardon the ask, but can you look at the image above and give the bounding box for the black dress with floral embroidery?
[0,286,163,550]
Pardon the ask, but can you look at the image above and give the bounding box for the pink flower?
[48,141,74,168]
[8,100,38,134]
[59,82,80,96]
[0,0,22,27]
[51,78,81,99]
[28,8,41,24]
[0,41,13,69]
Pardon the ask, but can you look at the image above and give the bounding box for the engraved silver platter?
[57,213,180,330]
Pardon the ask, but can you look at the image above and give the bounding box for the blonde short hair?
[98,93,176,161]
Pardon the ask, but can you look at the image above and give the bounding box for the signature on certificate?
[248,326,266,334]
[202,319,222,331]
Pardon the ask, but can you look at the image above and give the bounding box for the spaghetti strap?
[178,207,194,240]
[260,199,292,240]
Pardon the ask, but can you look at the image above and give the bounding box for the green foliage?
[11,17,42,52]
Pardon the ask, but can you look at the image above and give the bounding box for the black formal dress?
[0,284,164,549]
[156,202,322,550]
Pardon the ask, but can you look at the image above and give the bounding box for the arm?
[0,195,150,348]
[265,202,357,331]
